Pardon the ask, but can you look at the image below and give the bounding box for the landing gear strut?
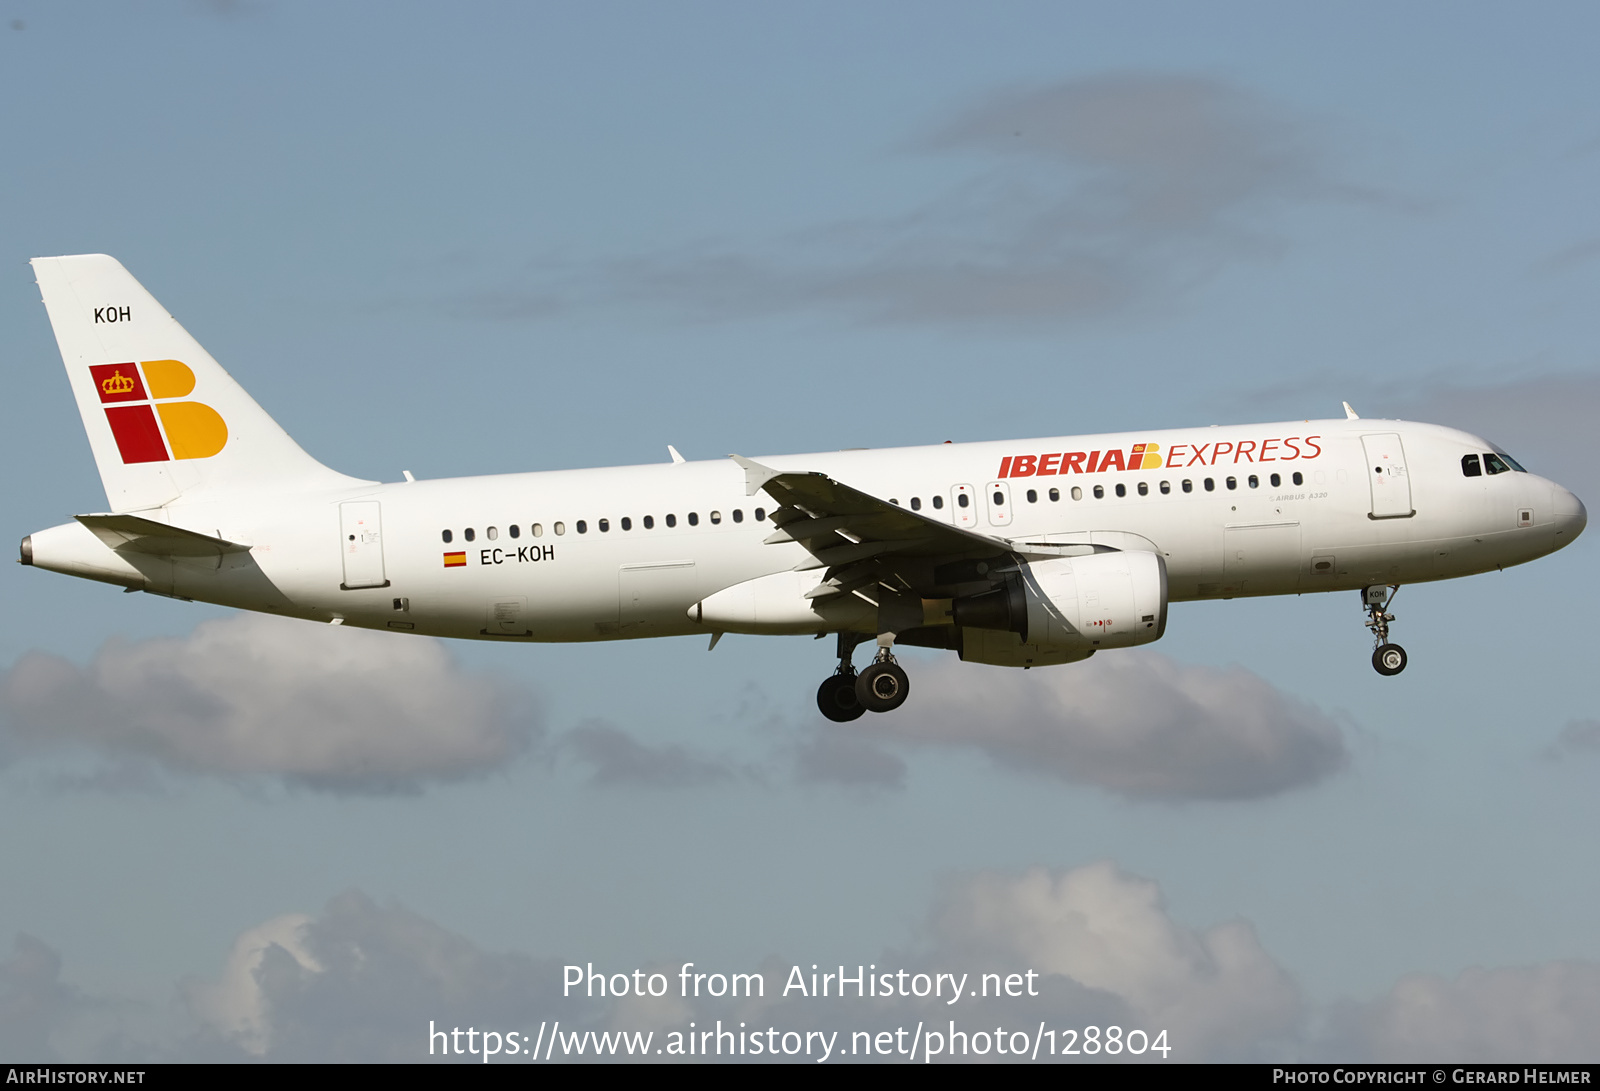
[817,632,866,722]
[1363,585,1407,676]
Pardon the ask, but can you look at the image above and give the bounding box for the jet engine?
[952,550,1167,667]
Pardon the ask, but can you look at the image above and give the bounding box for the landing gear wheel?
[855,661,909,713]
[1372,643,1407,676]
[817,673,865,722]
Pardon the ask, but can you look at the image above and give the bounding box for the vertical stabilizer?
[31,254,366,512]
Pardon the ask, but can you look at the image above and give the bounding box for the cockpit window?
[1461,454,1482,477]
[1484,453,1512,475]
[1495,450,1527,472]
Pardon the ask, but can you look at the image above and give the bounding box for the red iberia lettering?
[1038,452,1061,475]
[1098,448,1125,472]
[998,456,1012,478]
[1011,454,1037,477]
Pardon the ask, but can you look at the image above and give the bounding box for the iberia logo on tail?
[89,361,227,463]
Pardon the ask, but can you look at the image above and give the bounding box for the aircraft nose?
[1552,486,1586,543]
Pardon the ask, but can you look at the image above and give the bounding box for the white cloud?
[183,915,318,1056]
[179,891,591,1062]
[0,613,540,792]
[1352,962,1600,1062]
[865,651,1346,799]
[928,862,1302,1060]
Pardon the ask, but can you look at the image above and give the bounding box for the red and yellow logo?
[90,360,227,464]
[443,552,467,568]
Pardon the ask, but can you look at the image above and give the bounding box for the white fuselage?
[30,416,1586,646]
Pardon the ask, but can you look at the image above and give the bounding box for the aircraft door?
[1362,434,1414,519]
[986,481,1012,527]
[339,501,390,589]
[951,484,977,528]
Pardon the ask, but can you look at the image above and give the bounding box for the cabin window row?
[441,507,767,544]
[886,471,1307,510]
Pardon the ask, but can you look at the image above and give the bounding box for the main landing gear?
[1362,585,1407,677]
[816,632,910,721]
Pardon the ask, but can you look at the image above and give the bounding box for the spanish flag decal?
[443,552,466,568]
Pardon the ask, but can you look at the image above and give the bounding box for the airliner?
[20,255,1588,722]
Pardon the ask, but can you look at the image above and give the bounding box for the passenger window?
[1269,473,1281,487]
[733,509,744,523]
[599,518,610,532]
[1461,455,1482,477]
[1026,489,1037,503]
[957,494,969,508]
[1204,479,1215,492]
[509,524,520,539]
[465,528,476,542]
[890,499,900,506]
[487,526,498,540]
[666,513,677,527]
[1292,472,1303,486]
[620,517,631,531]
[575,521,587,534]
[932,495,945,509]
[1182,480,1193,493]
[553,522,565,535]
[643,515,654,529]
[1093,485,1104,499]
[1248,475,1259,489]
[1049,488,1060,502]
[532,523,544,537]
[1137,482,1148,496]
[910,497,922,511]
[1225,477,1237,490]
[1070,486,1082,501]
[1485,453,1511,475]
[688,512,699,526]
[1159,481,1170,494]
[1114,483,1126,498]
[710,511,722,524]
[755,508,766,520]
[441,529,452,543]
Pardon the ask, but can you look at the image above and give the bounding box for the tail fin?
[31,254,365,512]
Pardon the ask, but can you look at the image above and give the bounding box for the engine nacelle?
[954,551,1168,667]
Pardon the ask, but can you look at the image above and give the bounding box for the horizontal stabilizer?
[75,513,251,558]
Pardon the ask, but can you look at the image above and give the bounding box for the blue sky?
[2,1,1599,1062]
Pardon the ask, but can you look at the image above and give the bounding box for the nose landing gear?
[1363,585,1407,676]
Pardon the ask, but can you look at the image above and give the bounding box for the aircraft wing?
[731,455,1010,599]
[75,513,251,558]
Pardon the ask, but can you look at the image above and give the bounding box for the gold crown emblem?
[101,370,135,395]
